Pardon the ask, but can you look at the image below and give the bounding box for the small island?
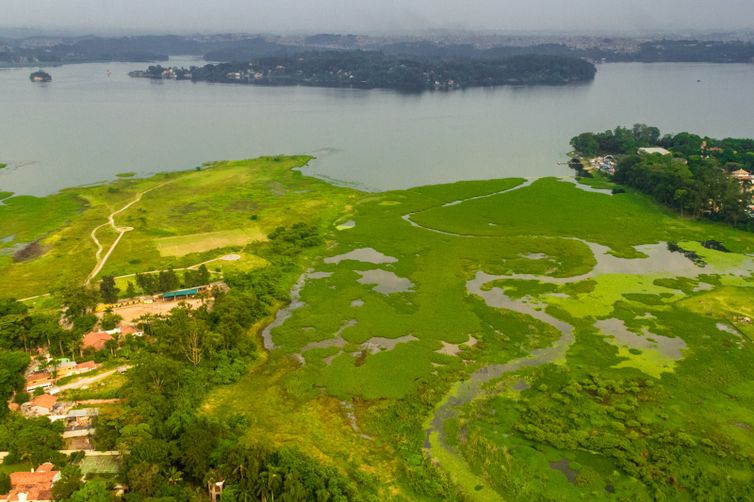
[29,70,52,82]
[129,51,596,91]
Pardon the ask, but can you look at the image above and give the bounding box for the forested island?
[570,125,754,227]
[129,52,596,90]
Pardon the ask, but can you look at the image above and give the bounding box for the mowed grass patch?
[155,227,267,257]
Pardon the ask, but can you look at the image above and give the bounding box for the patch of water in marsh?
[351,298,364,307]
[558,176,613,195]
[300,319,357,353]
[324,247,397,265]
[521,252,548,260]
[357,269,414,294]
[468,271,575,337]
[307,271,333,280]
[262,269,331,351]
[595,318,686,359]
[435,335,478,356]
[550,459,579,484]
[336,219,356,230]
[362,334,418,353]
[716,322,743,339]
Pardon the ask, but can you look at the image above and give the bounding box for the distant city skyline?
[2,0,754,35]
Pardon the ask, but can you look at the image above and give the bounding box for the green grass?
[5,158,754,500]
[0,156,358,299]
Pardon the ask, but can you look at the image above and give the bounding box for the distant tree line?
[132,264,211,297]
[6,34,754,66]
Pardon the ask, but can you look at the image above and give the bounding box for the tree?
[99,275,120,304]
[158,269,180,293]
[52,464,83,501]
[0,350,30,416]
[0,416,65,467]
[60,286,99,323]
[135,273,158,295]
[100,313,122,331]
[61,480,114,502]
[125,281,137,299]
[0,472,9,495]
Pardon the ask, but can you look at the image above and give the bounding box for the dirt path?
[86,183,169,284]
[52,365,131,393]
[112,253,241,281]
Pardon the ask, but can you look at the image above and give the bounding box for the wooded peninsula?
[129,52,597,90]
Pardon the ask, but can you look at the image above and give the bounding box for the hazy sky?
[2,0,754,34]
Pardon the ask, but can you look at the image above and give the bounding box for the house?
[74,361,97,374]
[22,394,58,416]
[0,463,60,502]
[82,332,113,352]
[731,168,752,183]
[53,359,78,378]
[25,372,53,392]
[638,147,671,156]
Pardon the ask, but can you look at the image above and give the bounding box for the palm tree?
[255,467,282,502]
[166,466,183,486]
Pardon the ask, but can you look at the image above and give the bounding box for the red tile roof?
[75,361,97,372]
[4,463,59,501]
[82,332,113,351]
[29,394,57,410]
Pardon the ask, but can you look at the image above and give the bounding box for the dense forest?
[570,125,754,227]
[131,52,597,90]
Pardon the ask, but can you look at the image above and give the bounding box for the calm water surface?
[1,58,754,196]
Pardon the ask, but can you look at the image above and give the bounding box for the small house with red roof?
[22,394,58,417]
[82,332,113,352]
[0,463,60,501]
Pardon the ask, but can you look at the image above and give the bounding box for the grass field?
[154,227,267,257]
[0,156,357,299]
[4,157,754,500]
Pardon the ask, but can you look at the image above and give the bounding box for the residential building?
[0,463,60,502]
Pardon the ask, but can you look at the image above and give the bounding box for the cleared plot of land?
[155,227,267,257]
[104,298,206,324]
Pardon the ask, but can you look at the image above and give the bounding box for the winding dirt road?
[86,183,169,284]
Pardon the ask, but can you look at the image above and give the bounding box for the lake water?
[1,58,754,196]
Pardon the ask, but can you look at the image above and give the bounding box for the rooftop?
[638,147,671,156]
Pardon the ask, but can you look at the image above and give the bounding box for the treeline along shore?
[570,124,754,227]
[129,52,597,90]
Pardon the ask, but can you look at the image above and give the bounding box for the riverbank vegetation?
[1,154,753,499]
[571,125,754,228]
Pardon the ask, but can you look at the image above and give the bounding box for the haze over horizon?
[2,0,754,36]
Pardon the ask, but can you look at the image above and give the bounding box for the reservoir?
[1,58,754,196]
